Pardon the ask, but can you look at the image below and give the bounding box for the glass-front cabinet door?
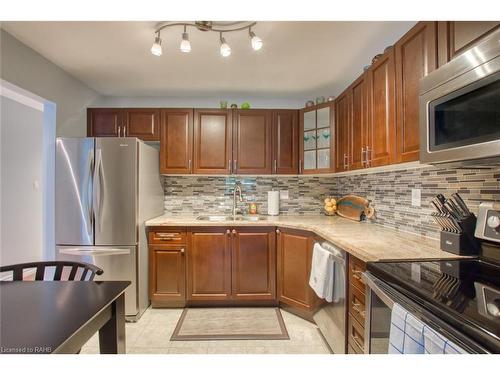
[300,104,333,173]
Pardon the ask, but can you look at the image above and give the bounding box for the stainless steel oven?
[420,28,500,165]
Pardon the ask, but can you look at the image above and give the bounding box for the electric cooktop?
[367,258,500,353]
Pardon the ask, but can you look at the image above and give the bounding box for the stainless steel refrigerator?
[55,137,163,320]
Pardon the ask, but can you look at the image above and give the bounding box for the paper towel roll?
[268,191,280,216]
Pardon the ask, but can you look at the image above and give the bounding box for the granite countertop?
[145,214,465,263]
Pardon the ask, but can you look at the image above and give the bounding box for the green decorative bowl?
[241,102,251,109]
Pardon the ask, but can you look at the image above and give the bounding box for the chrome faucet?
[232,182,243,217]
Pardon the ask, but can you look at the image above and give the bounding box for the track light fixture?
[150,21,262,57]
[249,28,262,51]
[219,33,231,57]
[180,25,191,53]
[150,33,162,56]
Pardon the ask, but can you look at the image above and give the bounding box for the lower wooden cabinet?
[347,255,367,354]
[149,245,186,307]
[276,227,320,318]
[187,228,232,301]
[232,227,276,301]
[187,227,276,303]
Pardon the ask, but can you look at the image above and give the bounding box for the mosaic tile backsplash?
[163,164,500,239]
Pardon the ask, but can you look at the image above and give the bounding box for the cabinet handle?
[180,248,185,254]
[156,233,179,238]
[118,126,121,137]
[123,125,127,137]
[232,229,237,235]
[274,159,277,173]
[366,146,371,167]
[233,159,237,172]
[276,229,280,234]
[299,160,302,174]
[343,153,348,169]
[361,147,366,167]
[189,159,192,172]
[226,229,231,234]
[229,159,232,174]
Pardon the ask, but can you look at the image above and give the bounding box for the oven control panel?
[475,202,500,243]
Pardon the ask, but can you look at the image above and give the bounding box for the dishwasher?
[312,241,347,354]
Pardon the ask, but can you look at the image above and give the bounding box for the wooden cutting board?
[336,195,370,221]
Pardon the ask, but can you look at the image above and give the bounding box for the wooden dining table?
[0,280,130,354]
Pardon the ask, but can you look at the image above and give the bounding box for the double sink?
[196,215,267,222]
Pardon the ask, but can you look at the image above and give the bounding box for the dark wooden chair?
[0,261,103,281]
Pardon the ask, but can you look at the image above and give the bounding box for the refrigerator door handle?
[86,149,94,235]
[59,247,131,256]
[93,149,103,231]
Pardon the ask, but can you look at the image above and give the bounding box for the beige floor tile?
[128,347,169,354]
[79,346,100,354]
[133,325,175,348]
[167,347,209,354]
[207,347,248,354]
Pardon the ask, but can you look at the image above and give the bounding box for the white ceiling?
[2,21,415,100]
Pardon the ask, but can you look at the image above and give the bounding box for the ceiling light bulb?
[180,32,191,53]
[151,35,162,56]
[249,31,263,51]
[220,36,231,57]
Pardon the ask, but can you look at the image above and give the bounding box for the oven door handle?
[362,272,395,309]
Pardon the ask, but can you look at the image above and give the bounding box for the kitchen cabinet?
[87,108,123,137]
[365,47,396,167]
[192,109,232,174]
[334,89,351,172]
[187,228,232,301]
[124,108,160,140]
[395,21,437,163]
[148,228,187,307]
[149,245,186,307]
[159,109,193,174]
[437,21,500,66]
[233,109,272,174]
[88,108,160,140]
[272,110,299,174]
[231,227,276,301]
[299,103,334,174]
[187,227,276,303]
[347,255,366,354]
[276,227,320,318]
[350,73,370,170]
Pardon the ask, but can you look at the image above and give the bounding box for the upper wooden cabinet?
[437,21,500,66]
[300,103,334,174]
[350,73,370,170]
[87,108,123,137]
[272,110,299,174]
[395,21,437,163]
[160,109,193,174]
[365,48,396,167]
[87,108,160,141]
[124,108,160,140]
[334,90,351,172]
[233,109,272,174]
[193,109,233,174]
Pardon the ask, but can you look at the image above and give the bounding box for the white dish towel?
[388,303,467,354]
[309,243,335,302]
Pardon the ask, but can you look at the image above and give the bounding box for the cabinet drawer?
[349,256,366,291]
[349,284,366,327]
[348,313,365,353]
[149,229,186,244]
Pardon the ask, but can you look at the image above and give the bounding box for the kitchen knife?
[444,200,461,220]
[451,193,471,216]
[447,199,466,219]
[436,194,446,204]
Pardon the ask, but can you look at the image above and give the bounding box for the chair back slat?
[35,266,45,281]
[0,261,103,282]
[68,266,78,281]
[53,264,64,281]
[80,268,89,281]
[12,267,23,281]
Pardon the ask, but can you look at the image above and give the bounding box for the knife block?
[440,214,480,255]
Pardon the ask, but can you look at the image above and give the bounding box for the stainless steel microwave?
[420,28,500,165]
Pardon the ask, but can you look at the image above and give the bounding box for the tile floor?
[81,307,331,354]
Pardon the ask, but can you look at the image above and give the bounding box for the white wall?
[92,95,305,109]
[0,29,100,137]
[0,81,56,267]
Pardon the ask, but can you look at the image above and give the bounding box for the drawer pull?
[156,233,179,238]
[352,303,366,317]
[180,248,185,254]
[352,332,364,348]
